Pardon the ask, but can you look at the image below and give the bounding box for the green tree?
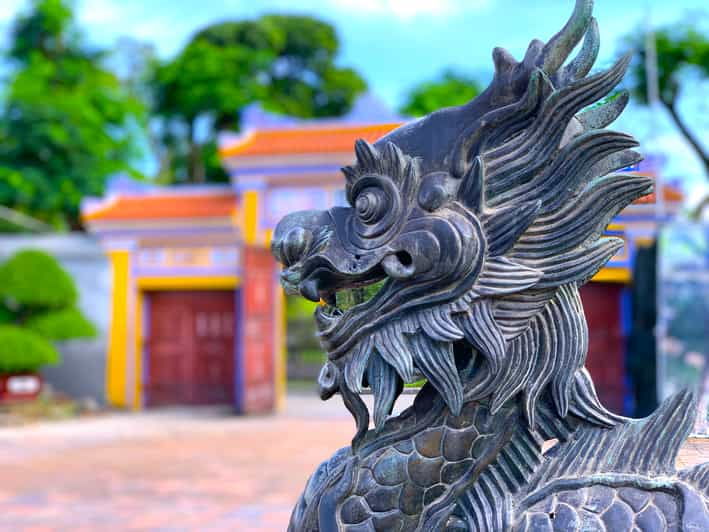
[0,0,147,229]
[624,20,709,178]
[0,250,95,374]
[399,70,483,117]
[151,15,367,183]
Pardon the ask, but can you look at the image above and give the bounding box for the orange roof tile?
[634,185,683,205]
[220,123,402,158]
[83,192,237,222]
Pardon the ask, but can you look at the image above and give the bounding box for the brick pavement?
[0,394,706,531]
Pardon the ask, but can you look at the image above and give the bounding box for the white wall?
[0,233,110,403]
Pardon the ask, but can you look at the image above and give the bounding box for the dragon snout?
[272,210,334,302]
[271,209,331,267]
[274,226,312,267]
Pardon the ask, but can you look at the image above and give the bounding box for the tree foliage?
[0,249,95,374]
[25,307,96,340]
[0,249,77,307]
[623,20,709,178]
[0,0,146,229]
[0,325,59,374]
[399,70,483,117]
[0,4,367,214]
[151,15,367,183]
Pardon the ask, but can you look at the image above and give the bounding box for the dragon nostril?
[381,252,416,279]
[396,251,412,267]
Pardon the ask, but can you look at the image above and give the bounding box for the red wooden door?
[580,283,626,414]
[147,291,235,407]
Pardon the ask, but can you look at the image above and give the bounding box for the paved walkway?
[0,394,407,531]
[0,394,706,531]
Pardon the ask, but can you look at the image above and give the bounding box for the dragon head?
[272,0,652,439]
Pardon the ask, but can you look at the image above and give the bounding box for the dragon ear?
[483,200,541,256]
[341,164,358,185]
[380,142,408,183]
[470,257,542,298]
[457,157,484,212]
[354,139,379,173]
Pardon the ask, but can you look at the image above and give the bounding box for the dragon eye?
[355,187,386,224]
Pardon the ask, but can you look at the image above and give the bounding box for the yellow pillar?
[242,190,260,245]
[106,250,131,407]
[274,283,287,410]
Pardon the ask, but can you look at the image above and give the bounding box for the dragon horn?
[539,0,595,74]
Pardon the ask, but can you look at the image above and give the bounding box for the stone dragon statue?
[271,1,709,530]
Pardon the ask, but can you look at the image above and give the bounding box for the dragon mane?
[335,4,652,440]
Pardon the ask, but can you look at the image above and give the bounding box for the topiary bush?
[0,325,59,374]
[25,307,96,340]
[0,249,95,375]
[0,249,77,308]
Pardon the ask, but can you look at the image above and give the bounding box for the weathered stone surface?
[372,450,406,486]
[474,407,495,434]
[578,509,605,531]
[635,504,665,531]
[552,502,579,531]
[441,459,472,484]
[423,484,446,505]
[414,429,442,458]
[341,497,370,525]
[364,486,401,513]
[532,495,554,514]
[355,468,378,496]
[602,501,634,531]
[618,487,650,513]
[372,512,403,532]
[407,453,443,488]
[441,428,478,462]
[652,492,678,525]
[447,403,477,429]
[395,439,414,454]
[586,485,614,514]
[343,521,375,532]
[399,483,424,516]
[558,488,587,508]
[470,435,490,460]
[527,513,553,532]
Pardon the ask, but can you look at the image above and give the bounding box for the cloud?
[0,0,26,24]
[78,0,126,25]
[324,0,492,20]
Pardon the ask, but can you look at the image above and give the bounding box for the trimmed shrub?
[25,307,96,341]
[0,249,77,308]
[0,306,15,325]
[0,249,95,375]
[0,325,60,374]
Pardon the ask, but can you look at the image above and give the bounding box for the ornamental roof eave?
[81,187,240,243]
[219,122,402,160]
[82,187,237,224]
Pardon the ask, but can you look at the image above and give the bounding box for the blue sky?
[1,0,707,198]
